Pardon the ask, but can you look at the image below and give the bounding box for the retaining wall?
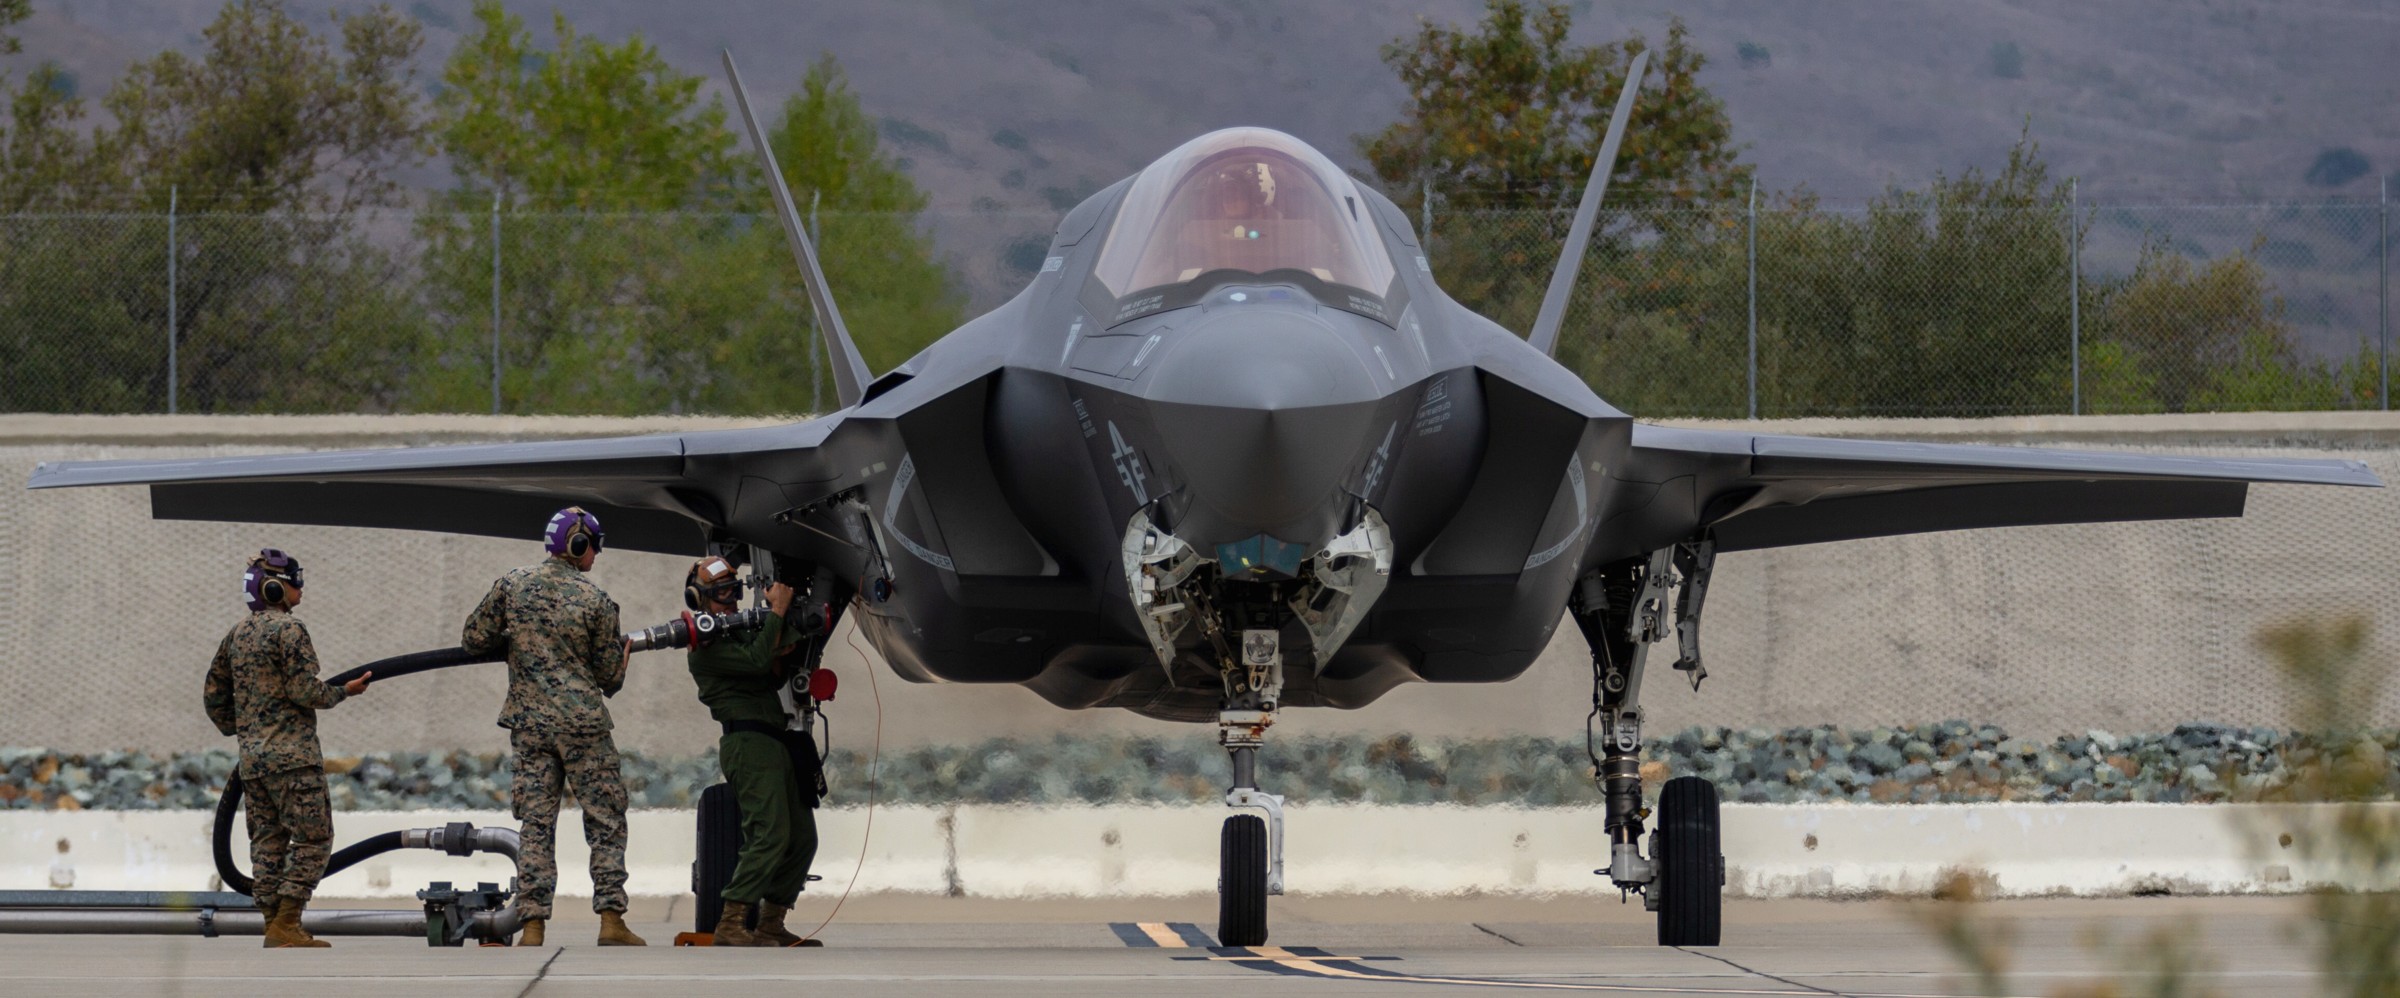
[10,802,2388,900]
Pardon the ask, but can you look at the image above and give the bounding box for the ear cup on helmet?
[260,577,287,607]
[568,531,591,558]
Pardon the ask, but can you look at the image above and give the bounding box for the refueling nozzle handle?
[624,608,777,653]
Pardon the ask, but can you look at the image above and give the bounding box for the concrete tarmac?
[0,895,2343,997]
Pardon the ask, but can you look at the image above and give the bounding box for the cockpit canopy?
[1091,128,1398,319]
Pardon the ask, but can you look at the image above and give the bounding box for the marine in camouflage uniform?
[206,610,348,910]
[203,548,362,948]
[461,509,632,931]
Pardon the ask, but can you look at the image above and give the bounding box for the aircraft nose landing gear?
[1217,629,1285,947]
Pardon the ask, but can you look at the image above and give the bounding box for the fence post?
[2069,178,2081,416]
[2381,174,2389,411]
[1746,178,1758,420]
[166,186,177,415]
[490,193,502,415]
[809,189,823,416]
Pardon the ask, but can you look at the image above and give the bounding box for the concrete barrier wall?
[9,802,2388,900]
[4,412,2398,756]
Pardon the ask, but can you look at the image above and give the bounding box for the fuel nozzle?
[624,608,778,653]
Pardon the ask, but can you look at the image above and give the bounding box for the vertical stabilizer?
[723,50,872,409]
[1525,48,1650,358]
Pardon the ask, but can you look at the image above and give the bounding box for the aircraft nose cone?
[1145,305,1380,409]
[1143,306,1384,544]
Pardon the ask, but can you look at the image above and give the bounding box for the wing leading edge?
[1619,424,2382,553]
[25,420,840,556]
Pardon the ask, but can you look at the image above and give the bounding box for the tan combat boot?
[597,910,648,946]
[711,900,771,947]
[253,895,280,927]
[262,898,330,948]
[516,917,545,947]
[754,902,821,947]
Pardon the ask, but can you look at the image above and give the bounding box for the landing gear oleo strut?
[1574,541,1724,947]
[1217,630,1285,948]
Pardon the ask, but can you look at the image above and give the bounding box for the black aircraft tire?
[694,781,744,935]
[1654,776,1724,947]
[1218,814,1269,947]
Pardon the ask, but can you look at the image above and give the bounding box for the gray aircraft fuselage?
[750,163,1618,721]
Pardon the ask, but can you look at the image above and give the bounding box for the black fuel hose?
[212,646,502,896]
[326,646,501,687]
[212,615,749,895]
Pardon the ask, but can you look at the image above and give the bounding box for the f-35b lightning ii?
[28,52,2379,946]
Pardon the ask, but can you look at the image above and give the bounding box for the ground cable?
[801,611,883,941]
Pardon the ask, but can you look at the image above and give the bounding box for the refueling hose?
[212,614,770,895]
[214,646,503,895]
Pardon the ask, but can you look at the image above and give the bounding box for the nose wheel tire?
[1654,775,1724,946]
[1218,814,1269,947]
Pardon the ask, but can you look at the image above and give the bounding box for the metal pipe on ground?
[0,894,523,941]
[0,907,426,937]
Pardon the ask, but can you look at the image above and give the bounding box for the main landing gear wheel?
[1219,814,1269,947]
[1654,775,1724,946]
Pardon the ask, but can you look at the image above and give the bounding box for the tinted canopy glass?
[1092,128,1397,303]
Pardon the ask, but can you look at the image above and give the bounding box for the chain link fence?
[0,191,2389,417]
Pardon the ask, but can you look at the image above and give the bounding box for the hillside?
[8,0,2395,315]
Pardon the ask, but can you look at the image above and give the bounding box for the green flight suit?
[688,610,818,908]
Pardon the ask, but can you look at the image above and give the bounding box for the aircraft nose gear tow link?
[1217,629,1285,948]
[1574,540,1725,947]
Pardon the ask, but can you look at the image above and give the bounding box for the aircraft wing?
[23,420,841,556]
[1620,424,2382,553]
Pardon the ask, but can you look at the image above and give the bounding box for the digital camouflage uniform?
[688,609,822,910]
[203,608,348,907]
[462,557,628,919]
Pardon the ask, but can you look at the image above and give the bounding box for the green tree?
[434,1,739,209]
[1358,1,1744,212]
[417,6,956,415]
[0,64,88,211]
[92,0,426,213]
[416,1,757,414]
[1354,0,1749,413]
[769,55,961,377]
[1757,136,2076,416]
[0,0,27,54]
[0,0,429,413]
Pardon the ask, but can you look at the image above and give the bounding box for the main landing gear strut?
[1574,539,1725,947]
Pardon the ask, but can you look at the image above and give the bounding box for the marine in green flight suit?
[685,557,823,948]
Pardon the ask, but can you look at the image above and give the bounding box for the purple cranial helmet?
[544,506,606,559]
[242,548,304,611]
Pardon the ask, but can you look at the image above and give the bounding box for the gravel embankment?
[4,723,2393,811]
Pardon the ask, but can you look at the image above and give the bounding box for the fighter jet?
[27,52,2379,947]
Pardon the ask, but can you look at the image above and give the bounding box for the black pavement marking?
[1109,921,1210,947]
[1678,948,1857,997]
[511,949,561,998]
[1474,922,1526,946]
[1199,946,1980,995]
